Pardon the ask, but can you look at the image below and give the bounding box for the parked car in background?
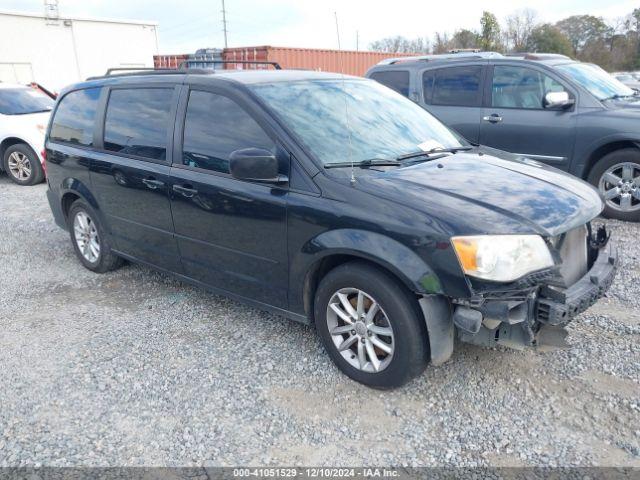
[0,83,53,185]
[366,52,640,221]
[612,72,640,90]
[44,68,616,388]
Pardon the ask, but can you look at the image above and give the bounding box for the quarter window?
[50,88,101,147]
[182,91,274,174]
[369,71,410,97]
[103,88,173,161]
[432,66,483,107]
[492,66,568,109]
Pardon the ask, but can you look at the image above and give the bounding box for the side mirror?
[229,148,288,184]
[544,91,575,110]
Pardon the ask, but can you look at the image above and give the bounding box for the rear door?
[479,64,577,169]
[419,64,486,143]
[90,85,182,271]
[169,86,289,308]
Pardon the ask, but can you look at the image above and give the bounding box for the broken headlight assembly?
[451,235,554,283]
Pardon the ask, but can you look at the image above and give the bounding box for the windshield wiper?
[396,146,473,162]
[324,158,400,169]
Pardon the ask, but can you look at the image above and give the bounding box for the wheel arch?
[583,138,640,179]
[297,229,444,321]
[58,178,107,229]
[0,137,40,171]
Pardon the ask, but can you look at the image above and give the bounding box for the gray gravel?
[0,176,639,468]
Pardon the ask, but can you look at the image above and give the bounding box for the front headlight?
[451,235,554,282]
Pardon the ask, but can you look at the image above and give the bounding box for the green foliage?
[556,15,611,55]
[479,11,502,51]
[526,24,574,57]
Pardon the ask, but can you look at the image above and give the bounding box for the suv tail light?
[41,149,47,175]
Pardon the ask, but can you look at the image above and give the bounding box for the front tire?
[3,143,44,186]
[314,261,429,389]
[588,149,640,222]
[68,200,123,273]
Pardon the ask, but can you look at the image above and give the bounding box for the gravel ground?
[0,175,639,468]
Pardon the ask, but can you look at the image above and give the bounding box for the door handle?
[482,114,503,123]
[142,178,165,189]
[172,184,198,198]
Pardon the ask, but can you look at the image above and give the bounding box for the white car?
[0,83,54,185]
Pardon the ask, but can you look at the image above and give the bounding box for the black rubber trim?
[535,241,618,325]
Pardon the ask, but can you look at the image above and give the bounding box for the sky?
[3,0,639,54]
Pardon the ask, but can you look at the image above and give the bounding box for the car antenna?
[334,11,355,185]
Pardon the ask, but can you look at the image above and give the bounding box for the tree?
[505,9,537,52]
[556,15,611,55]
[479,11,502,51]
[369,36,429,53]
[526,24,574,57]
[432,32,452,54]
[451,29,479,50]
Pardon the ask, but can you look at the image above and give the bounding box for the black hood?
[355,151,603,237]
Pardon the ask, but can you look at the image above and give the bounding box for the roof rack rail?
[178,60,282,70]
[377,51,502,66]
[505,52,571,60]
[105,67,171,75]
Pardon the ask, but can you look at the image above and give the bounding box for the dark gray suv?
[366,52,640,222]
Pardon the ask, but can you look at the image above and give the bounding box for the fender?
[302,228,443,294]
[575,133,640,178]
[58,177,110,233]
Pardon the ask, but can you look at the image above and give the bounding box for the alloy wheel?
[73,211,100,263]
[7,152,32,181]
[326,288,394,373]
[599,162,640,213]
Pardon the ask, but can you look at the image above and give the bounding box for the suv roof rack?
[177,60,282,70]
[87,60,283,81]
[377,51,503,66]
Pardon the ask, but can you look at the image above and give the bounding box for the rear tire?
[588,149,640,222]
[313,261,429,389]
[3,143,44,186]
[68,199,123,273]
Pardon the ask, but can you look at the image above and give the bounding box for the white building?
[0,9,159,92]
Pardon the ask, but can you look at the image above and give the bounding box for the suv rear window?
[432,66,483,107]
[103,88,173,161]
[369,71,410,97]
[50,88,101,147]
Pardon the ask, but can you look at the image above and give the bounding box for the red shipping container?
[221,46,413,76]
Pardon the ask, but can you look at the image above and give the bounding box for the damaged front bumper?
[451,226,618,352]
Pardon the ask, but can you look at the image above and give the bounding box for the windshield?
[616,74,634,82]
[557,63,635,100]
[0,87,54,115]
[250,79,464,166]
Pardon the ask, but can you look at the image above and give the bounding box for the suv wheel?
[588,149,640,222]
[314,261,429,389]
[68,200,123,273]
[3,144,44,186]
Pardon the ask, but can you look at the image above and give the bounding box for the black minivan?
[45,67,617,388]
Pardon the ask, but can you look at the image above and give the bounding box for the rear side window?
[104,88,173,161]
[182,90,274,174]
[50,88,101,147]
[432,66,483,107]
[369,71,410,97]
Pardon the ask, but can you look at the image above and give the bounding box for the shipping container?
[153,54,189,69]
[221,46,413,76]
